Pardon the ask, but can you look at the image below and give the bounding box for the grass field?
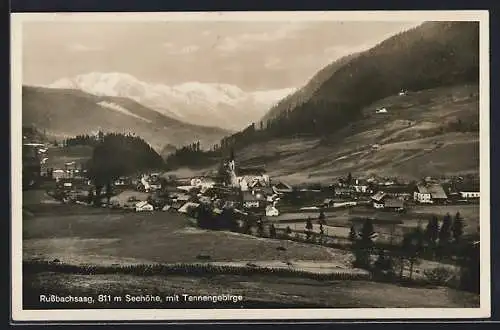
[23,190,341,266]
[22,188,480,308]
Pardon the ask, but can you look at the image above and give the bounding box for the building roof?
[427,184,448,199]
[248,180,267,188]
[371,191,386,202]
[254,187,274,196]
[273,181,293,192]
[416,184,430,194]
[384,198,404,208]
[381,185,411,194]
[242,191,258,201]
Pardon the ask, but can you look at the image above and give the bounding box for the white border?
[11,10,491,322]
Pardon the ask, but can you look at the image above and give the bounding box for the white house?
[414,184,433,204]
[135,201,154,212]
[460,191,480,199]
[352,179,370,193]
[265,205,279,217]
[455,182,480,200]
[190,177,216,190]
[371,191,386,209]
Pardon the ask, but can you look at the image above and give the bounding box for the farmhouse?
[371,191,386,209]
[370,191,405,211]
[190,177,216,190]
[242,191,264,210]
[384,198,405,211]
[114,176,132,187]
[236,167,270,191]
[351,179,370,194]
[413,183,448,204]
[413,184,432,204]
[335,186,355,198]
[272,181,293,194]
[455,182,480,201]
[379,184,412,200]
[426,183,448,204]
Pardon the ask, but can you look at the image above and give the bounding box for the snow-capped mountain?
[46,72,295,130]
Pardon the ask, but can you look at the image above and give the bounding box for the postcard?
[11,10,490,322]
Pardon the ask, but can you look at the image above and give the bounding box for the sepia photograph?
[11,11,490,321]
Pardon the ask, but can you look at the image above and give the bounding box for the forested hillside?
[218,21,478,151]
[87,133,165,186]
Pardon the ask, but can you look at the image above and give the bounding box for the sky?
[22,20,422,91]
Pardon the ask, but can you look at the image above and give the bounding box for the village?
[24,139,480,250]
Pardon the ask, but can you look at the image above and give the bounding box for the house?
[351,179,370,194]
[414,184,433,204]
[371,191,405,211]
[460,191,480,199]
[414,183,447,204]
[371,191,386,209]
[242,191,263,210]
[426,183,448,204]
[190,177,216,190]
[237,167,270,191]
[451,181,480,201]
[379,185,412,200]
[135,201,154,212]
[335,186,354,198]
[265,205,279,217]
[114,176,131,187]
[384,198,405,211]
[272,181,293,194]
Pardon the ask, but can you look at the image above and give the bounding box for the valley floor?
[21,189,480,309]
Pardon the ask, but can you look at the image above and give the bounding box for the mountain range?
[23,21,481,181]
[45,72,295,131]
[22,86,230,152]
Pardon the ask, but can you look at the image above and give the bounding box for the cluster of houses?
[369,180,480,211]
[326,175,480,212]
[52,155,290,218]
[47,146,480,222]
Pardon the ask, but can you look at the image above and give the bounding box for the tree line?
[348,211,478,293]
